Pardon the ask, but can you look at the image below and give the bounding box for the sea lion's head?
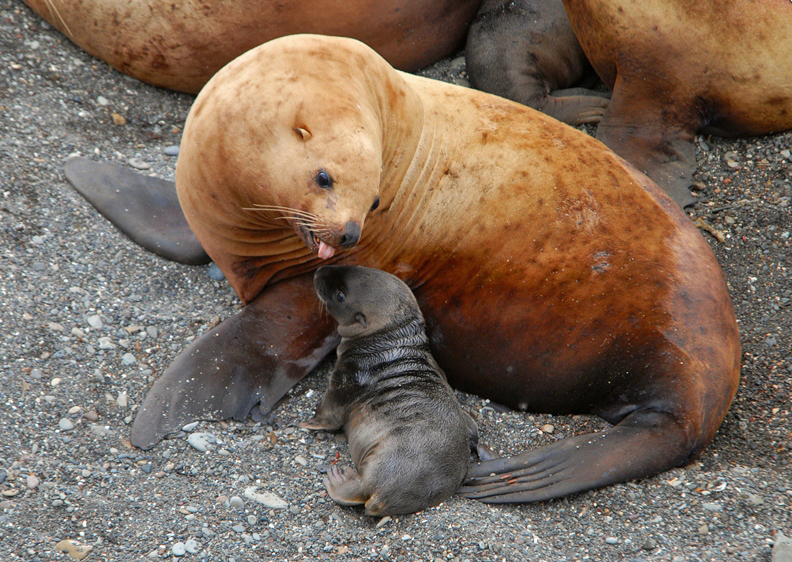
[178,35,408,263]
[314,265,421,339]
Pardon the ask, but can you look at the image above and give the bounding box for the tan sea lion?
[66,34,740,503]
[466,0,609,125]
[302,265,483,516]
[562,0,792,207]
[23,0,481,93]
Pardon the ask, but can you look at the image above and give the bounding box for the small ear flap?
[295,127,312,141]
[354,312,367,329]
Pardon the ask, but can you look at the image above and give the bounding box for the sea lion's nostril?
[339,221,361,247]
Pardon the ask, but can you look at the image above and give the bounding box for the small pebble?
[229,496,244,509]
[184,539,199,554]
[244,487,288,509]
[97,96,109,106]
[641,537,657,550]
[232,524,245,533]
[121,353,137,366]
[163,145,180,156]
[541,424,554,434]
[128,157,150,170]
[605,537,619,544]
[59,418,74,431]
[55,539,92,560]
[773,532,792,562]
[187,433,211,452]
[171,542,186,557]
[26,475,40,489]
[182,421,200,432]
[116,393,128,408]
[698,524,709,536]
[206,263,226,281]
[87,315,103,329]
[98,337,115,350]
[747,493,764,506]
[247,514,257,526]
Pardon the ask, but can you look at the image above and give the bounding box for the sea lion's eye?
[370,196,380,212]
[315,169,334,190]
[336,290,345,303]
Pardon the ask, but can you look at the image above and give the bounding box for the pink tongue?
[318,241,336,260]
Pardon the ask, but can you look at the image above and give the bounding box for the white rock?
[244,487,287,509]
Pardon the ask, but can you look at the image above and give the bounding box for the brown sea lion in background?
[466,0,609,125]
[23,0,481,93]
[302,266,484,516]
[563,0,792,208]
[65,35,740,503]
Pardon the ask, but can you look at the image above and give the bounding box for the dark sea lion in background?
[23,0,482,93]
[302,265,482,516]
[466,0,608,125]
[563,0,792,208]
[67,35,740,503]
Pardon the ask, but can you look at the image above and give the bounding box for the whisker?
[244,204,319,218]
[44,0,74,38]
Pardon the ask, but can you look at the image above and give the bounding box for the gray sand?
[1,2,790,560]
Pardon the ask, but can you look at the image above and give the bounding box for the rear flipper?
[64,157,210,264]
[458,410,693,503]
[324,465,367,507]
[130,273,338,449]
[543,88,610,125]
[595,76,699,208]
[466,0,607,126]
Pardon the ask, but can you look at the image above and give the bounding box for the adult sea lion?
[466,0,609,126]
[302,265,481,516]
[67,35,740,503]
[562,0,792,208]
[23,0,481,93]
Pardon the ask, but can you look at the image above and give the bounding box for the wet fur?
[303,266,475,516]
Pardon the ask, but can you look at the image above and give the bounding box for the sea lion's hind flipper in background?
[130,274,339,449]
[458,410,694,502]
[64,157,210,264]
[594,78,698,209]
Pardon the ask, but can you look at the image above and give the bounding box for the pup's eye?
[336,291,345,303]
[315,169,333,189]
[370,196,380,212]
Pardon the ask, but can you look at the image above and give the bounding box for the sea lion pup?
[301,265,480,516]
[466,0,609,126]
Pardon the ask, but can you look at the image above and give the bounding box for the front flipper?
[595,76,699,208]
[64,157,210,264]
[130,273,338,449]
[458,410,691,503]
